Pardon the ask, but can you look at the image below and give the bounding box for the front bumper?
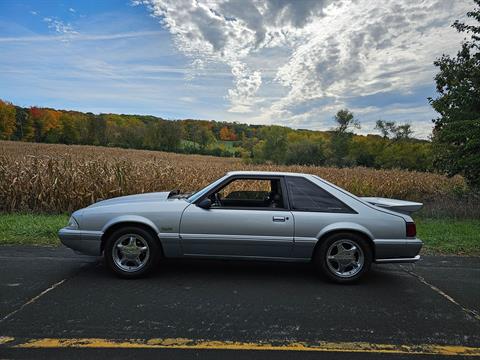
[373,238,423,264]
[58,228,103,256]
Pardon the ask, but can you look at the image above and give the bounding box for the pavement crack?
[401,266,480,322]
[0,279,66,323]
[0,262,96,324]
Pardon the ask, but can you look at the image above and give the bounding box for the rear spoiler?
[360,197,423,215]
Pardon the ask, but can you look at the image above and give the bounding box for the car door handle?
[272,216,286,222]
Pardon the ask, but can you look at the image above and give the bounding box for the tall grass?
[0,141,476,216]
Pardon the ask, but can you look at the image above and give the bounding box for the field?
[0,140,478,216]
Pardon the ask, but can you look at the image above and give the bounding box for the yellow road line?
[5,337,479,356]
[0,336,14,345]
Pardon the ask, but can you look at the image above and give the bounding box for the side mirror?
[197,198,212,209]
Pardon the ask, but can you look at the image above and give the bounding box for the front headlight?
[67,216,79,229]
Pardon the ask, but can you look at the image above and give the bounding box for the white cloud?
[227,61,262,112]
[135,0,334,112]
[43,17,78,36]
[274,1,468,110]
[137,0,470,137]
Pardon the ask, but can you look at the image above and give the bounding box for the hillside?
[0,100,432,171]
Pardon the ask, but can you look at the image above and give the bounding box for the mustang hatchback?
[59,171,423,283]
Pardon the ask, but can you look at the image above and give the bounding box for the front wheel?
[314,232,372,284]
[104,226,161,278]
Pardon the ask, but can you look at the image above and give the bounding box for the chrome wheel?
[112,234,150,273]
[326,239,364,278]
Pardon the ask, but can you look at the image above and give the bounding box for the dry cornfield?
[0,141,474,216]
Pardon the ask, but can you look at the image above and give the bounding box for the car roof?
[226,170,316,178]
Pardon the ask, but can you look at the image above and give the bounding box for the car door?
[179,176,294,258]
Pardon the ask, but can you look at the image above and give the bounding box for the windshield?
[187,175,228,203]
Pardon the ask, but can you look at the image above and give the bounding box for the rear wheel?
[105,226,161,278]
[314,232,372,284]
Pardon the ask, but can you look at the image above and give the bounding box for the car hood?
[88,191,176,208]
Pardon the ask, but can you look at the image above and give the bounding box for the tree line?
[0,100,432,171]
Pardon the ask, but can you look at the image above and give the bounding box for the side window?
[219,179,270,201]
[286,177,352,213]
[210,178,285,209]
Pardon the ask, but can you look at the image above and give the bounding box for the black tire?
[104,226,161,279]
[313,232,372,284]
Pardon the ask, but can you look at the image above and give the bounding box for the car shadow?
[87,257,406,287]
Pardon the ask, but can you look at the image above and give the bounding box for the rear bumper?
[373,238,422,264]
[58,228,103,256]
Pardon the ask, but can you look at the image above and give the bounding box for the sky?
[0,0,472,138]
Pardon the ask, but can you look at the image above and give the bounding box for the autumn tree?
[87,113,107,146]
[13,106,34,141]
[120,117,146,148]
[0,100,16,139]
[240,132,258,159]
[104,114,125,146]
[161,121,182,151]
[334,109,360,133]
[60,113,80,144]
[375,120,413,140]
[29,107,62,142]
[218,126,230,141]
[375,141,432,171]
[144,120,182,151]
[285,138,326,166]
[197,125,215,149]
[429,0,480,187]
[257,126,289,163]
[329,109,360,167]
[219,126,237,141]
[347,135,384,167]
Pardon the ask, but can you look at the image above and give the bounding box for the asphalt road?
[0,246,479,359]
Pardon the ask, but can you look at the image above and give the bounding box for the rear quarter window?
[286,177,353,213]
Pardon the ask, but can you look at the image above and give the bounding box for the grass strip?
[0,214,478,255]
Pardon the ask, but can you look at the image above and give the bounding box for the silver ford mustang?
[59,171,423,283]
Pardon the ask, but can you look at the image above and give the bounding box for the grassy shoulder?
[0,213,67,246]
[416,218,480,256]
[0,213,478,256]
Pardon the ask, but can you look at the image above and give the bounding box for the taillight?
[406,222,416,237]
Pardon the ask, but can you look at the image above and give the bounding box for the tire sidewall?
[105,226,161,278]
[315,232,372,284]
